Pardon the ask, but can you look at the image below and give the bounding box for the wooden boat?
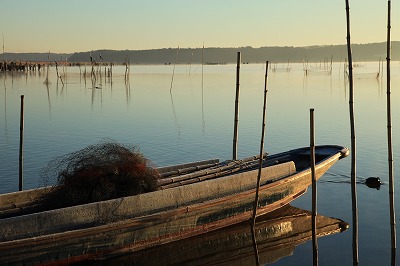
[103,205,349,265]
[0,145,348,265]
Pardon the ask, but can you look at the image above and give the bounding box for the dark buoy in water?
[365,177,381,190]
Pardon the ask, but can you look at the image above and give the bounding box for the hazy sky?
[1,0,398,53]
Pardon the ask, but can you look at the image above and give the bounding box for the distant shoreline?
[1,41,398,64]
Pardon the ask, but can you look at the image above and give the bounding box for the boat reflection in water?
[93,205,348,265]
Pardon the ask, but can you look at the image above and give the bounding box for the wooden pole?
[1,33,6,62]
[2,32,5,86]
[202,42,204,89]
[170,46,179,92]
[345,1,358,264]
[310,108,318,265]
[110,64,113,81]
[201,43,205,135]
[2,33,4,63]
[55,61,59,82]
[124,57,128,82]
[251,60,269,266]
[46,51,50,85]
[233,52,241,160]
[386,1,396,264]
[19,95,24,191]
[158,152,268,187]
[55,61,64,86]
[252,61,269,224]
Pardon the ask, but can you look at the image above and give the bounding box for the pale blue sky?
[0,0,397,53]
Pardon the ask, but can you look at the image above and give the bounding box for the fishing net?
[39,140,159,210]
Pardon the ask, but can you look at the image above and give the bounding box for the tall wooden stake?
[170,45,179,92]
[345,1,358,265]
[386,1,396,264]
[202,42,204,89]
[19,95,24,191]
[310,108,318,265]
[2,33,4,62]
[233,52,241,160]
[252,60,269,224]
[201,43,205,135]
[2,33,5,86]
[44,52,51,85]
[251,61,269,266]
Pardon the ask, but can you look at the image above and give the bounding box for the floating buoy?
[365,177,381,190]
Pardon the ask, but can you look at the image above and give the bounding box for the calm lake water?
[1,61,400,265]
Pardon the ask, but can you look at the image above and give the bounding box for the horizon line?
[1,41,398,55]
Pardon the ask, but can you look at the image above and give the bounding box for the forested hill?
[2,42,399,64]
[67,42,400,64]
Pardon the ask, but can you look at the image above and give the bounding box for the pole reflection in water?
[125,79,131,106]
[169,88,181,138]
[45,83,52,115]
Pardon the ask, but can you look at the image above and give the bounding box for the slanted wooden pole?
[252,61,269,223]
[310,108,318,265]
[251,60,269,266]
[345,1,358,265]
[19,95,24,191]
[170,46,179,92]
[233,52,241,160]
[386,1,396,264]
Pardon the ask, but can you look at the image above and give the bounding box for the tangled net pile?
[39,141,159,210]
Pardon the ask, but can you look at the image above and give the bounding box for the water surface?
[1,61,399,265]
